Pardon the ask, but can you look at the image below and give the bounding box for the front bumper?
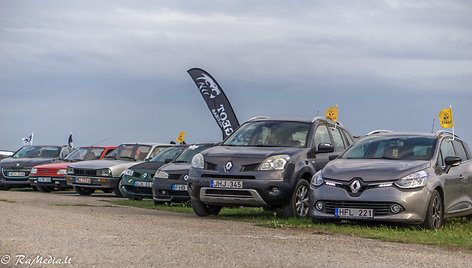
[29,177,70,188]
[119,178,153,198]
[152,177,190,202]
[65,175,119,189]
[309,183,432,224]
[0,178,30,187]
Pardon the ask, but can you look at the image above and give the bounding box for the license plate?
[335,208,373,218]
[210,180,243,188]
[8,171,25,177]
[37,177,52,183]
[134,181,152,187]
[172,184,187,191]
[76,177,91,184]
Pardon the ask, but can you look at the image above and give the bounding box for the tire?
[282,179,310,218]
[191,199,222,217]
[113,187,124,197]
[102,189,113,193]
[128,197,143,201]
[37,186,52,193]
[421,190,443,230]
[74,186,95,196]
[0,186,10,191]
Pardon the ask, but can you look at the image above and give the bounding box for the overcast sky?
[1,0,471,151]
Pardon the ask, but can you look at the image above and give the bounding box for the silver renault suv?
[309,130,472,230]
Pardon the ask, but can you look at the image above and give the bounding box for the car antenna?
[315,109,319,117]
[91,137,112,146]
[431,118,435,133]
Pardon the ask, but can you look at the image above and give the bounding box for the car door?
[452,140,472,213]
[439,138,464,214]
[312,124,333,171]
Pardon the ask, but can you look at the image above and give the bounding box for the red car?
[29,146,116,192]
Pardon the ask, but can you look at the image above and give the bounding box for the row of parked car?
[1,116,472,230]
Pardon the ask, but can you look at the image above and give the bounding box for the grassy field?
[111,199,472,252]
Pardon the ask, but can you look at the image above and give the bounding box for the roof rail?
[247,116,269,122]
[436,130,460,138]
[366,130,392,136]
[311,116,343,126]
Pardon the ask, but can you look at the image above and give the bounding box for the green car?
[119,145,188,200]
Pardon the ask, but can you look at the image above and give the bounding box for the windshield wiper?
[379,156,398,160]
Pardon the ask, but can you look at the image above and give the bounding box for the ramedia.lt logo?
[197,73,221,99]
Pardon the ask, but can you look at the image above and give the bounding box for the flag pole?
[451,105,454,141]
[335,104,338,129]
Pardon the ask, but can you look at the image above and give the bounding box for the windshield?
[174,144,214,163]
[150,146,188,162]
[66,147,106,161]
[12,146,62,159]
[106,144,151,161]
[342,136,436,160]
[223,121,310,147]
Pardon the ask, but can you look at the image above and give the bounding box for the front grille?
[72,169,97,176]
[205,189,253,197]
[241,163,260,172]
[323,201,392,216]
[36,168,59,176]
[205,162,217,171]
[168,174,183,180]
[124,185,152,195]
[167,190,190,197]
[201,174,256,180]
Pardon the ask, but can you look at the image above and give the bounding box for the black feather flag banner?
[187,68,239,139]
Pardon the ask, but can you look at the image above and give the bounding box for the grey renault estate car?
[309,131,472,230]
[188,116,355,218]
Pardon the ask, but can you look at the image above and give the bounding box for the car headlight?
[123,169,134,176]
[67,167,74,174]
[394,170,428,189]
[191,153,204,169]
[57,169,67,175]
[311,171,324,187]
[258,155,290,171]
[96,168,112,177]
[30,168,37,174]
[154,171,169,179]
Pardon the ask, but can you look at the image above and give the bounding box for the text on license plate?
[76,177,91,184]
[210,180,243,188]
[134,181,152,187]
[335,208,373,218]
[172,184,187,191]
[8,171,25,177]
[37,177,52,183]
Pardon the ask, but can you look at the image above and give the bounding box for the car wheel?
[128,197,143,201]
[102,189,113,193]
[191,199,222,217]
[74,186,95,196]
[282,179,310,218]
[0,186,10,191]
[421,190,443,230]
[37,186,52,193]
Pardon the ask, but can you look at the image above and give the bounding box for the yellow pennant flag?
[439,108,453,128]
[326,106,338,122]
[176,131,186,143]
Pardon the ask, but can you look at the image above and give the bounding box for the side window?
[453,140,468,161]
[313,125,332,147]
[341,129,353,146]
[438,139,455,166]
[330,126,345,151]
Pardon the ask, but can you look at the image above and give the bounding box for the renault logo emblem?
[350,180,361,194]
[184,175,189,181]
[143,173,148,179]
[225,161,233,171]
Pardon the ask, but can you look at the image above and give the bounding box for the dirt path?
[1,191,471,267]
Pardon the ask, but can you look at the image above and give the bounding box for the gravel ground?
[1,190,472,268]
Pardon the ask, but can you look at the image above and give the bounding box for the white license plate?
[211,180,243,188]
[8,171,25,177]
[335,208,373,218]
[135,181,152,187]
[76,177,91,184]
[37,177,52,183]
[172,184,187,191]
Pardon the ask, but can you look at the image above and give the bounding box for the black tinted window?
[330,127,345,151]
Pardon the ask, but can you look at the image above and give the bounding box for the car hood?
[158,162,191,173]
[32,161,69,170]
[322,159,431,182]
[68,160,141,170]
[203,146,303,159]
[129,161,166,172]
[0,158,57,168]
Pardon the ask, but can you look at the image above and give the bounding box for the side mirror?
[328,154,339,161]
[317,143,335,153]
[164,158,173,164]
[445,156,461,167]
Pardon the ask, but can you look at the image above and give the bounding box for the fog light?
[160,190,167,195]
[315,201,323,211]
[268,186,280,196]
[390,204,402,214]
